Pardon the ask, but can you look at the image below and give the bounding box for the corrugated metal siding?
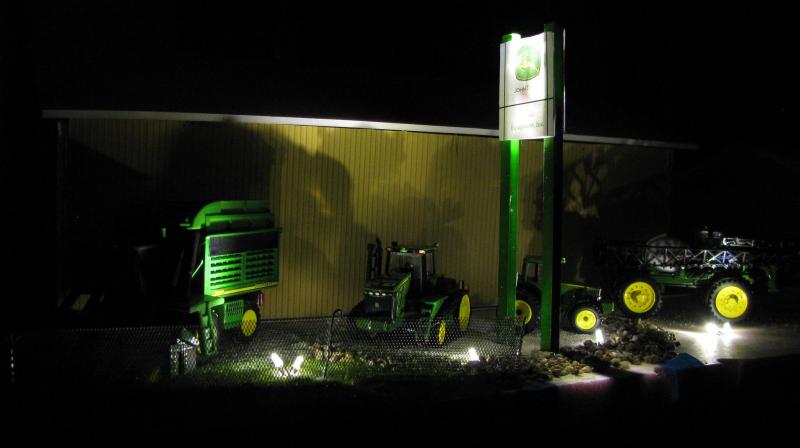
[65,120,671,318]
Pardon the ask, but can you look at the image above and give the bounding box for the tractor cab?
[385,242,440,295]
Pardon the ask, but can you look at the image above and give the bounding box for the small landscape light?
[467,347,480,363]
[292,355,305,372]
[270,353,284,369]
[721,322,733,336]
[705,322,720,335]
[595,329,605,344]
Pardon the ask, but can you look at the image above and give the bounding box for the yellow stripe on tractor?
[211,282,274,298]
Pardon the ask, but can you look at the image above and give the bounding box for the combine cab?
[349,239,471,346]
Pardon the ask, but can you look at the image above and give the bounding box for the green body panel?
[203,229,280,297]
[521,259,603,300]
[222,299,244,330]
[560,282,600,297]
[186,200,272,230]
[357,274,412,333]
[648,266,754,289]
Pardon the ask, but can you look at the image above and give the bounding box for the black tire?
[515,294,540,334]
[570,305,601,334]
[707,278,752,323]
[617,277,662,318]
[234,301,261,343]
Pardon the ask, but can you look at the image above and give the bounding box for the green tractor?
[515,256,611,334]
[349,239,472,346]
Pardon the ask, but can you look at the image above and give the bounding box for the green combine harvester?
[349,239,471,346]
[60,200,281,357]
[180,200,281,355]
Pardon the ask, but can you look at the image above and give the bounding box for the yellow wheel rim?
[575,309,598,331]
[715,286,749,319]
[623,282,656,314]
[516,300,533,326]
[437,321,447,346]
[241,309,258,337]
[195,330,202,354]
[458,294,471,332]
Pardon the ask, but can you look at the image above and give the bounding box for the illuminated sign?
[499,32,555,140]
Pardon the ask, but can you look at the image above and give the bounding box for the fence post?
[323,310,342,380]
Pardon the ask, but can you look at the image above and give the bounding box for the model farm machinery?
[59,200,281,357]
[515,256,611,334]
[596,230,799,322]
[349,239,471,346]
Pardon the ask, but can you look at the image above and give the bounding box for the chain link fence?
[7,314,523,390]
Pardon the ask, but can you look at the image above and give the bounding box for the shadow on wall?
[276,136,370,316]
[523,148,671,284]
[62,121,368,319]
[361,135,477,302]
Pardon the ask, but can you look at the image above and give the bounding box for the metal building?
[50,110,692,319]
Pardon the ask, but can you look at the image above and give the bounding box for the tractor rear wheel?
[451,293,471,337]
[707,278,751,322]
[617,278,662,318]
[515,296,540,334]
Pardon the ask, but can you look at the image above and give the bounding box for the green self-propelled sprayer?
[349,239,471,346]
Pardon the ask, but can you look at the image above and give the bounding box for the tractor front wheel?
[571,305,601,334]
[707,278,751,322]
[430,320,448,347]
[617,278,662,318]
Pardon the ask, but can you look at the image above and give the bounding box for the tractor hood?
[364,273,411,294]
[561,282,602,299]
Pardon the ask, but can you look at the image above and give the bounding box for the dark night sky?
[1,2,798,243]
[5,2,796,147]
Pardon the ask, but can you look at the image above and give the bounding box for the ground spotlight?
[270,353,284,369]
[595,329,605,344]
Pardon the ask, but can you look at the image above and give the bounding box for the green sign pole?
[498,139,519,319]
[498,33,520,320]
[540,22,565,352]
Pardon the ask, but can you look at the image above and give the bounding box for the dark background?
[8,2,797,143]
[1,2,799,329]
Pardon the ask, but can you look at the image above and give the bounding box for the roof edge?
[42,109,698,149]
